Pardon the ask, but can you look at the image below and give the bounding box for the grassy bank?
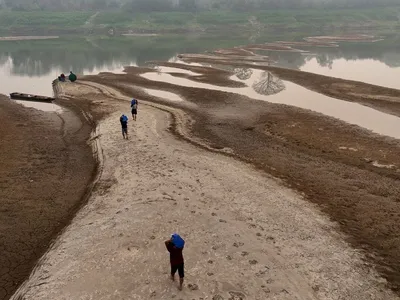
[0,6,399,36]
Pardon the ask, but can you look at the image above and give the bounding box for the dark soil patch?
[0,96,97,300]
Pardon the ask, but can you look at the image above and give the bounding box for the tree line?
[1,0,399,12]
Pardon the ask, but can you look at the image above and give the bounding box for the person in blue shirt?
[120,114,129,139]
[131,98,138,121]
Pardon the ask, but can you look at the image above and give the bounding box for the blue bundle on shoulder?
[171,233,185,249]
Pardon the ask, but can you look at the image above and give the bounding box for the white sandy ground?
[11,82,399,300]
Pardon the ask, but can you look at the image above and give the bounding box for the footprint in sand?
[188,283,199,291]
[249,259,258,265]
[266,278,274,284]
[212,295,224,300]
[255,268,268,277]
[262,287,271,294]
[228,291,246,300]
[266,236,275,242]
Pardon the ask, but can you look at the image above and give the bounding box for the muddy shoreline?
[0,95,98,300]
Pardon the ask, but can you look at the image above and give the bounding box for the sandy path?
[11,84,397,300]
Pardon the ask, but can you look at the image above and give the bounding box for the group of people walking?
[119,98,186,290]
[119,98,138,139]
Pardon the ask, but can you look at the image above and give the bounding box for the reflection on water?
[0,56,134,96]
[1,34,400,97]
[141,68,400,139]
[231,68,285,95]
[300,58,400,90]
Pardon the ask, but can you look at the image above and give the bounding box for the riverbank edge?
[0,91,103,300]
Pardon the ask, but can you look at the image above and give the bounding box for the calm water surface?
[0,34,399,98]
[300,57,400,89]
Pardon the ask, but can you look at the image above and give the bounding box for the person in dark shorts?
[120,114,128,139]
[165,233,185,290]
[131,98,138,121]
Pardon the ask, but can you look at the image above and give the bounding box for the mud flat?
[0,94,96,300]
[11,82,398,300]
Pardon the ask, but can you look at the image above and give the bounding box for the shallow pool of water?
[141,68,400,140]
[15,100,62,112]
[300,57,400,90]
[155,66,200,76]
[143,88,184,102]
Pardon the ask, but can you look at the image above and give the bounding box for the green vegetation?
[0,11,92,26]
[2,0,400,12]
[0,5,399,36]
[0,11,93,35]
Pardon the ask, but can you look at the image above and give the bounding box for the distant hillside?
[0,4,399,36]
[1,0,400,12]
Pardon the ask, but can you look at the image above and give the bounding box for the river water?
[1,34,400,137]
[0,34,400,96]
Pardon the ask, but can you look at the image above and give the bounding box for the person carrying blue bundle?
[130,98,138,121]
[120,114,129,139]
[165,233,185,290]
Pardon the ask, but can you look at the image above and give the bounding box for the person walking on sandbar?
[165,233,185,290]
[120,114,128,139]
[131,98,138,121]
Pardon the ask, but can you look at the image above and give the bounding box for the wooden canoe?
[9,92,55,103]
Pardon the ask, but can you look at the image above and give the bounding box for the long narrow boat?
[9,92,55,103]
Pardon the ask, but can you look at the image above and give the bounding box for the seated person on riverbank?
[58,73,66,82]
[68,71,77,82]
[120,114,129,139]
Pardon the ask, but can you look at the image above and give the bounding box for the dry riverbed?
[5,35,400,299]
[11,82,398,300]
